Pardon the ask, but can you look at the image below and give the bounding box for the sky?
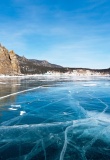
[0,0,110,69]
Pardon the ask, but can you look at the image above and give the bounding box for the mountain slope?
[16,54,62,74]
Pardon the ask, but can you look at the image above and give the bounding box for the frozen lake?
[0,76,110,160]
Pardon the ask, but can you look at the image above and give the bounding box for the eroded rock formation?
[0,45,21,75]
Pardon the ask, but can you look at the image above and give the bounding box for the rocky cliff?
[0,45,21,75]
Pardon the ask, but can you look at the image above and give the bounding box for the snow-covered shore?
[0,72,109,78]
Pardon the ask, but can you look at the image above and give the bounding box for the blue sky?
[0,0,110,68]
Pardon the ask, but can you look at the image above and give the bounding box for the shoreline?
[0,73,109,78]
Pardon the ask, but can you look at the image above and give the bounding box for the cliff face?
[0,45,21,75]
[9,50,21,74]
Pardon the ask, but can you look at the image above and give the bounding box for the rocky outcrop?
[0,45,21,75]
[9,50,21,74]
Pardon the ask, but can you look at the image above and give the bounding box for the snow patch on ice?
[63,112,68,115]
[9,108,17,111]
[20,111,26,116]
[88,111,110,122]
[11,104,21,108]
[82,83,97,87]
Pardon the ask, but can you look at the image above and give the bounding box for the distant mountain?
[16,54,62,74]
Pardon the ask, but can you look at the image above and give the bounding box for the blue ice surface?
[0,76,110,160]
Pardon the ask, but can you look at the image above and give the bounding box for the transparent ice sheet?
[0,76,110,160]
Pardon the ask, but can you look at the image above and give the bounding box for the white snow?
[20,111,26,116]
